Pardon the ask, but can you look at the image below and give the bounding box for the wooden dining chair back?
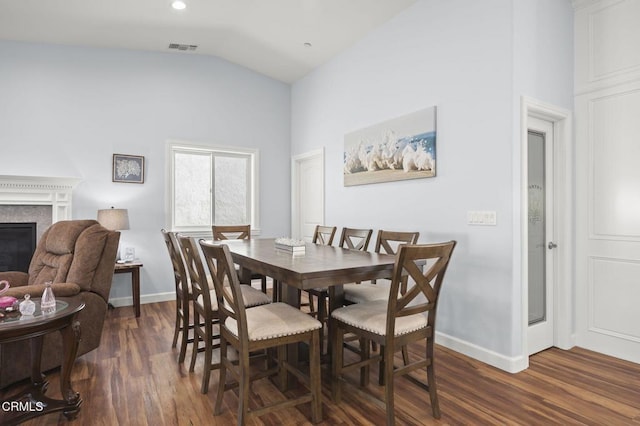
[177,234,221,394]
[199,241,323,425]
[212,224,268,295]
[331,241,457,425]
[339,227,373,251]
[212,224,251,240]
[373,230,420,289]
[161,229,192,364]
[312,225,337,246]
[375,230,420,255]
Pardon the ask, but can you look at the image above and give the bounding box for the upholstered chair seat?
[343,282,389,304]
[195,285,270,312]
[224,302,321,341]
[332,300,428,336]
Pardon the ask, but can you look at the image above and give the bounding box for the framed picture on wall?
[343,106,437,186]
[113,154,145,184]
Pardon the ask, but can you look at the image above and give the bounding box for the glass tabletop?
[0,299,70,326]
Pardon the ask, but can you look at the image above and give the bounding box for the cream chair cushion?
[343,282,389,304]
[196,284,270,311]
[235,285,271,307]
[331,300,428,336]
[225,302,322,341]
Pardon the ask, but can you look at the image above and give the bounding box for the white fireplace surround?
[0,175,81,222]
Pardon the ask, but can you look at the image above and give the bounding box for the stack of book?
[274,237,306,254]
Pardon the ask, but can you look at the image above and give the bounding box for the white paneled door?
[292,149,324,241]
[575,83,640,364]
[574,0,640,364]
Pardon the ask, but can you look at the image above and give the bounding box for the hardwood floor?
[5,300,640,425]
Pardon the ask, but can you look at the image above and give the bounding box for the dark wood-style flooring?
[4,300,640,425]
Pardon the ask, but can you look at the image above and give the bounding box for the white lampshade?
[97,207,130,231]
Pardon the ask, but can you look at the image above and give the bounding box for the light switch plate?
[467,210,497,226]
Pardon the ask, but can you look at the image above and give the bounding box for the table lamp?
[97,207,131,261]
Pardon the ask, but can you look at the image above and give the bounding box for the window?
[167,142,259,234]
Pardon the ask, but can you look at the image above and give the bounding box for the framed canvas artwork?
[113,154,145,184]
[343,106,437,186]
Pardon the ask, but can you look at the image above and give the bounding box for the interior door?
[527,117,555,355]
[575,84,640,364]
[292,150,324,241]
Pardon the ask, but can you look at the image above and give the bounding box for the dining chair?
[344,230,420,304]
[303,225,338,354]
[339,227,373,251]
[161,229,193,364]
[306,227,371,355]
[199,241,323,425]
[212,224,269,295]
[343,230,420,365]
[178,235,271,394]
[313,225,337,246]
[330,241,456,426]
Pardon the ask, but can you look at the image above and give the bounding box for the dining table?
[202,237,399,384]
[217,238,397,307]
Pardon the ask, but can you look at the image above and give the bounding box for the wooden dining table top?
[202,237,397,291]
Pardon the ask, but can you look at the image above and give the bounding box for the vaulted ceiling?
[0,0,417,83]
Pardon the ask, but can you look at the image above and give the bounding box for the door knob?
[548,242,558,249]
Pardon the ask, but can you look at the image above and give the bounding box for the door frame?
[291,148,325,239]
[520,96,574,367]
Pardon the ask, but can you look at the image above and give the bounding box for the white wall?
[0,41,291,304]
[292,0,574,369]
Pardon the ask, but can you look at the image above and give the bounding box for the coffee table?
[0,297,85,424]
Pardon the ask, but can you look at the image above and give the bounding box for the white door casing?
[520,97,573,369]
[291,149,324,241]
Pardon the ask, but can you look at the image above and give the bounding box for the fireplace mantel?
[0,175,81,222]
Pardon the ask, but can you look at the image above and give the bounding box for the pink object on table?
[0,296,17,308]
[0,281,17,308]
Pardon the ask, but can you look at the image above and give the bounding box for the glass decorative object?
[19,294,36,316]
[41,281,56,314]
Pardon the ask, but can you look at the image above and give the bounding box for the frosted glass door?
[528,130,545,325]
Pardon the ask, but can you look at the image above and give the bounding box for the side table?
[0,298,85,425]
[113,261,143,317]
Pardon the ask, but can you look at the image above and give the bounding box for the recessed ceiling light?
[171,1,186,10]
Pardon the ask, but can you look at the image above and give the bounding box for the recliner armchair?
[0,219,119,388]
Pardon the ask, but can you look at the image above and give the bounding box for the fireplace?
[0,176,80,272]
[0,222,36,272]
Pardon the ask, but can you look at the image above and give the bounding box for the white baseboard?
[436,331,528,373]
[108,291,175,308]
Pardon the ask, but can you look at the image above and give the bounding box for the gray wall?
[291,0,573,366]
[0,41,291,303]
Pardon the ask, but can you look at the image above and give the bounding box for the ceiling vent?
[168,43,198,51]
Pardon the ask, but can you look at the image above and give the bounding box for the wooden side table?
[113,261,143,317]
[0,298,85,424]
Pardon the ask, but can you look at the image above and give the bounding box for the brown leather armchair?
[0,219,120,388]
